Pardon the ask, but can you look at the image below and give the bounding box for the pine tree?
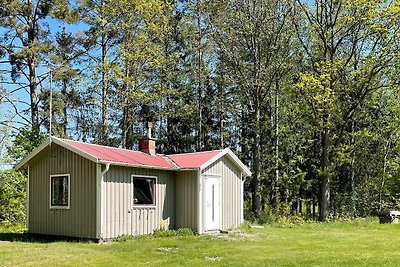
[0,0,78,131]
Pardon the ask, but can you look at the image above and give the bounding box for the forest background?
[1,0,400,225]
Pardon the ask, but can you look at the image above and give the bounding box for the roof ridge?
[161,155,180,169]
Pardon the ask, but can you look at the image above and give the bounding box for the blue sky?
[0,14,90,169]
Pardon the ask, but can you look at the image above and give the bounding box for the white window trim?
[50,174,71,209]
[131,174,157,209]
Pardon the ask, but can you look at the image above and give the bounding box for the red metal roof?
[167,150,221,169]
[61,139,221,170]
[62,139,176,169]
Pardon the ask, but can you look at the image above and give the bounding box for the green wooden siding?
[175,171,198,230]
[28,144,97,238]
[26,143,243,238]
[102,166,175,238]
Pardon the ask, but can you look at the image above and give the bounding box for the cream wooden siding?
[102,166,175,238]
[28,144,97,238]
[202,155,242,230]
[175,171,198,230]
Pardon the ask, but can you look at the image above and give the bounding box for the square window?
[132,176,156,206]
[50,174,70,208]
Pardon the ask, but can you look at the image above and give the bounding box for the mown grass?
[1,219,400,266]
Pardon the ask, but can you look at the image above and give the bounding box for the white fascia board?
[15,138,50,170]
[199,148,252,177]
[15,137,101,170]
[98,160,179,171]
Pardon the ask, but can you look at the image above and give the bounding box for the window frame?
[49,174,70,209]
[131,174,157,208]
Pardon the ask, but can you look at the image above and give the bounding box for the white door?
[204,175,220,231]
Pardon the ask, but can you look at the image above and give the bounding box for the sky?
[0,14,90,170]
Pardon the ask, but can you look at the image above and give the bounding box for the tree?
[49,28,82,137]
[108,0,172,148]
[293,0,400,220]
[6,127,46,165]
[0,170,26,225]
[209,0,293,216]
[0,0,78,131]
[78,0,121,144]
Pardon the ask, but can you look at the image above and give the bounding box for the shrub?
[0,170,26,225]
[153,228,195,237]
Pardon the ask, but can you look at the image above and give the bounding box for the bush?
[153,228,195,237]
[0,170,26,225]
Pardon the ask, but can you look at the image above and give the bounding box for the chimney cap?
[145,121,154,139]
[146,121,153,128]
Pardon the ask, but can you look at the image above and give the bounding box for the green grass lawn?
[1,219,400,266]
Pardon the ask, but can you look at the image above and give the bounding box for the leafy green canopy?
[0,170,26,225]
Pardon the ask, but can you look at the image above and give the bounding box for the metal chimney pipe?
[146,122,153,138]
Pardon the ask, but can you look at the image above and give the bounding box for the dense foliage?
[1,0,400,221]
[0,170,26,225]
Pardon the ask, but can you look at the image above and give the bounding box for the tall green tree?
[0,0,78,131]
[50,28,82,137]
[293,0,400,221]
[78,0,120,144]
[108,0,171,148]
[209,0,293,216]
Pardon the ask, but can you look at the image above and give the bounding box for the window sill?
[132,205,157,209]
[50,206,70,209]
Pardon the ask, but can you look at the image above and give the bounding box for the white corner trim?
[97,163,109,239]
[49,174,71,209]
[197,169,203,234]
[199,148,252,177]
[240,174,244,224]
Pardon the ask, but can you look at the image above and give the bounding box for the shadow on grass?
[0,232,96,243]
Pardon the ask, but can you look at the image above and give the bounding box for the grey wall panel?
[28,144,97,238]
[202,155,242,230]
[102,166,175,239]
[175,171,198,230]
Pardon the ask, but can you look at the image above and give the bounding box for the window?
[132,175,156,207]
[50,174,70,209]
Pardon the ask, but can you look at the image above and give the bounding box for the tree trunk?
[350,121,356,217]
[62,79,68,135]
[252,98,262,216]
[271,80,280,207]
[219,82,224,149]
[196,2,203,151]
[380,138,391,210]
[29,61,38,130]
[101,30,108,144]
[27,3,38,130]
[121,105,128,148]
[319,126,330,221]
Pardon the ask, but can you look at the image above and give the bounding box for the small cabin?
[15,130,251,239]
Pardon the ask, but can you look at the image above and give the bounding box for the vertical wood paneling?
[202,156,243,230]
[175,171,198,229]
[102,166,175,239]
[28,144,97,238]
